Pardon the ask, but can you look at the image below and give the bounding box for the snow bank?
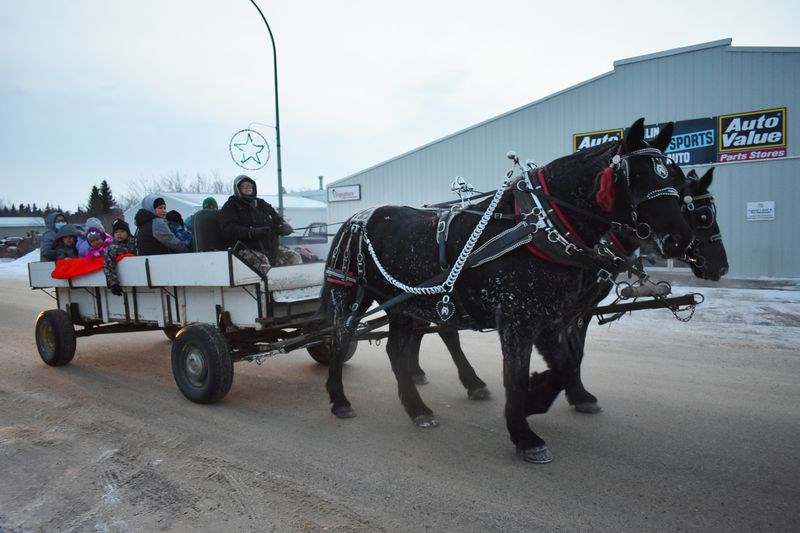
[0,249,39,279]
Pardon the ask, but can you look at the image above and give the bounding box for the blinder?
[612,147,681,211]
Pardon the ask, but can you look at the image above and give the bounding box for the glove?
[277,222,293,236]
[253,227,271,239]
[110,284,123,296]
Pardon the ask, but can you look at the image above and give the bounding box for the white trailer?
[28,250,356,404]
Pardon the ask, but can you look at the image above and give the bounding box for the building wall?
[327,39,800,279]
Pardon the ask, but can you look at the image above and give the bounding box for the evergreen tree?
[87,185,103,216]
[99,180,115,214]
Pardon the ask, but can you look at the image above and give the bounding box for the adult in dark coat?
[40,211,68,261]
[134,194,190,255]
[219,175,292,263]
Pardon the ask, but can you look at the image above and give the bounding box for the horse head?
[681,168,729,280]
[614,118,694,259]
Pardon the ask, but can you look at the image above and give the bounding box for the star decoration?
[233,132,266,165]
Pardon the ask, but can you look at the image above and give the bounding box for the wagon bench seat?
[28,251,326,293]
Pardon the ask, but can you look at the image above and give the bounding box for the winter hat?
[166,210,184,226]
[55,224,78,240]
[112,218,130,235]
[85,217,104,231]
[153,197,166,210]
[86,227,105,243]
[202,196,218,209]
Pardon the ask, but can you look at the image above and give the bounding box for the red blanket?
[51,254,135,279]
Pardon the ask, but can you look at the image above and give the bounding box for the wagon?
[27,208,366,404]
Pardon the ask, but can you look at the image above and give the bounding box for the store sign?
[718,107,787,163]
[642,118,717,165]
[574,107,788,165]
[746,201,775,221]
[573,128,623,152]
[328,184,361,202]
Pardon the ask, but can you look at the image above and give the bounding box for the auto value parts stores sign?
[574,107,788,165]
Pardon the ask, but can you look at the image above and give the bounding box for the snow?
[0,250,39,280]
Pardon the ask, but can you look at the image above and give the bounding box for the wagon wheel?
[171,324,233,404]
[307,339,357,365]
[35,309,76,366]
[163,326,181,340]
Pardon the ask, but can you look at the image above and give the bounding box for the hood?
[44,211,66,231]
[233,175,257,199]
[134,208,157,227]
[141,193,164,214]
[55,224,77,240]
[84,217,105,231]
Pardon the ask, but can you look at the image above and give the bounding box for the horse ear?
[699,167,715,191]
[651,122,674,152]
[687,169,699,180]
[624,118,646,152]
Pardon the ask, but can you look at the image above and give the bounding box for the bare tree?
[117,171,228,210]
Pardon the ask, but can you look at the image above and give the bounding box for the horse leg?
[526,330,578,416]
[407,325,428,385]
[386,314,439,428]
[563,317,601,413]
[497,319,552,463]
[325,288,362,419]
[438,328,490,400]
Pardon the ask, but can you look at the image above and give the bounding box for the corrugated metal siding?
[327,41,800,279]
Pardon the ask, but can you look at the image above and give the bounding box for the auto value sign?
[572,128,623,152]
[574,107,788,165]
[717,107,787,163]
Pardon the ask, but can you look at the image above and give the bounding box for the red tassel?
[595,167,615,212]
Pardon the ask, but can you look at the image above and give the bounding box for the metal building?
[326,39,799,280]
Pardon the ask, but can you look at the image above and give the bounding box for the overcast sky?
[1,0,798,213]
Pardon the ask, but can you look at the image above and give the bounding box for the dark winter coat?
[53,224,78,260]
[133,194,189,255]
[219,196,287,261]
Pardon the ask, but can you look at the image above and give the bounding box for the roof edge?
[613,38,732,67]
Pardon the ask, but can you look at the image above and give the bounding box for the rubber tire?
[163,326,180,340]
[35,309,77,367]
[171,324,233,404]
[307,339,357,365]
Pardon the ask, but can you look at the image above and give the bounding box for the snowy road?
[1,258,799,531]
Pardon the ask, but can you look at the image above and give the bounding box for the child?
[104,219,137,296]
[53,224,79,260]
[80,227,113,258]
[166,210,193,249]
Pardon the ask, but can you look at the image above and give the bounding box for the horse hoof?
[412,374,429,385]
[468,387,491,401]
[573,402,602,414]
[332,406,356,419]
[517,445,553,464]
[413,414,439,428]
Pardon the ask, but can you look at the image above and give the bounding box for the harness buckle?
[596,269,613,283]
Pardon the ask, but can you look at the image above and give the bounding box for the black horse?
[410,165,729,413]
[318,118,694,463]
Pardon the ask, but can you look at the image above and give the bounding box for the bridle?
[681,189,721,269]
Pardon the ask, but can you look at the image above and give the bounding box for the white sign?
[746,201,775,221]
[328,185,361,202]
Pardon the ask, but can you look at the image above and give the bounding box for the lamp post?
[249,0,283,215]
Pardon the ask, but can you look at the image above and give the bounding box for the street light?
[249,0,283,215]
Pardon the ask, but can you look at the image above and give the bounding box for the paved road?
[1,277,798,532]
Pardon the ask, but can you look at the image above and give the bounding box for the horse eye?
[701,215,708,221]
